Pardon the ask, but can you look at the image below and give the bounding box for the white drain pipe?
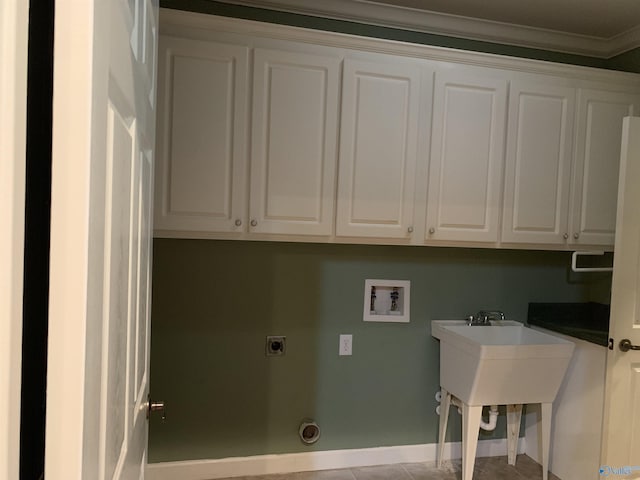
[448,396,499,432]
[450,395,463,414]
[480,405,499,431]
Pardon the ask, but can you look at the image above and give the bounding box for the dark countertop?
[527,302,610,347]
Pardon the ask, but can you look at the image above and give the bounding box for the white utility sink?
[431,320,574,480]
[432,320,574,406]
[432,319,574,480]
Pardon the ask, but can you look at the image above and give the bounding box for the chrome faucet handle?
[476,310,505,323]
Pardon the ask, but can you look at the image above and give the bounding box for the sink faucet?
[467,310,505,326]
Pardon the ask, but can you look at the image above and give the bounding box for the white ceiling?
[217,0,640,57]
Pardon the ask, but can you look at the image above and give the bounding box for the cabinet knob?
[429,227,435,235]
[407,226,414,234]
[563,233,569,240]
[250,219,258,227]
[573,233,580,240]
[234,219,242,227]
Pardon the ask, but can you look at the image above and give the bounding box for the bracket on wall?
[571,251,613,273]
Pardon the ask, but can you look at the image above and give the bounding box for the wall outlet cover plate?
[265,335,286,356]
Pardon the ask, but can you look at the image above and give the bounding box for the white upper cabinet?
[154,36,249,234]
[154,12,640,247]
[250,48,340,235]
[425,70,507,243]
[336,57,424,239]
[570,89,639,247]
[502,78,576,245]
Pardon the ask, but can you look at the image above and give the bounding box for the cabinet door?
[502,79,575,244]
[250,48,340,235]
[336,57,422,238]
[570,89,639,247]
[426,71,507,243]
[154,36,248,234]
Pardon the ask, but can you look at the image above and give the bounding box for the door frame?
[0,0,29,479]
[45,0,103,477]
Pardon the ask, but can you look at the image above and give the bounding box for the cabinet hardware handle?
[250,219,258,227]
[619,339,640,352]
[407,226,414,233]
[563,233,569,240]
[235,219,242,227]
[428,227,435,235]
[573,233,579,239]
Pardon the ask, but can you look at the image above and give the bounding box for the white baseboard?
[146,438,527,480]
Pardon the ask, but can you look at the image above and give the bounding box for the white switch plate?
[339,334,352,356]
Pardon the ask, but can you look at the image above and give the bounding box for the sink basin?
[432,320,574,406]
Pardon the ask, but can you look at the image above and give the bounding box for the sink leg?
[437,388,451,468]
[541,402,552,480]
[506,404,523,465]
[462,403,482,480]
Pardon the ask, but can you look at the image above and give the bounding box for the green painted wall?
[608,48,640,73]
[149,240,593,462]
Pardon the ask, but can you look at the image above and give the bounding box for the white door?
[336,57,423,239]
[0,1,28,478]
[601,116,640,472]
[46,0,158,479]
[426,70,507,243]
[250,48,340,236]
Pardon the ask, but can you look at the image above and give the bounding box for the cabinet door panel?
[426,71,507,242]
[337,58,421,238]
[571,90,638,247]
[250,48,340,235]
[502,80,575,244]
[154,36,248,233]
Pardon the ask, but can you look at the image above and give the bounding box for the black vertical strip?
[20,0,54,479]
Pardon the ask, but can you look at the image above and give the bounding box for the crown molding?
[607,24,640,58]
[215,0,640,58]
[160,9,640,88]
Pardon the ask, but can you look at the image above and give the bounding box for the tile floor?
[218,455,561,480]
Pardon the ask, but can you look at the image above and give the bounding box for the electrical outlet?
[265,336,286,356]
[339,334,352,356]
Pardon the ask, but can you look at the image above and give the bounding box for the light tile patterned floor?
[218,455,561,480]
